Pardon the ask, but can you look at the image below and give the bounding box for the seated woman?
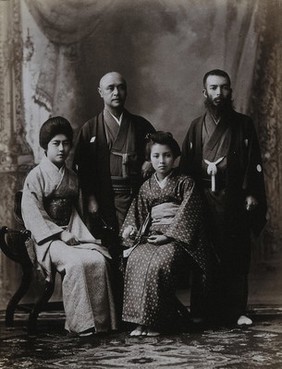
[21,116,117,336]
[121,131,212,336]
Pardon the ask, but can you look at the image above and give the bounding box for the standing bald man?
[74,72,155,258]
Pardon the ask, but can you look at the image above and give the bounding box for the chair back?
[14,190,24,225]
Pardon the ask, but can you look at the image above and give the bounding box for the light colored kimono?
[22,155,117,333]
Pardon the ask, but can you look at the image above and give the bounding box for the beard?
[204,94,234,116]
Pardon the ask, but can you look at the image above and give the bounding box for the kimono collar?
[104,108,124,126]
[205,110,220,126]
[205,108,234,124]
[154,170,173,189]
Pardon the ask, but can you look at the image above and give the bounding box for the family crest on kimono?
[73,72,155,256]
[180,69,267,326]
[121,131,213,337]
[21,117,117,337]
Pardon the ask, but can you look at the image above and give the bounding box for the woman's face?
[46,134,71,168]
[150,143,175,180]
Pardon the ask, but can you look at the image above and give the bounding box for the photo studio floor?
[1,306,282,369]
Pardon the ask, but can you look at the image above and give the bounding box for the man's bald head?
[99,72,127,89]
[98,72,127,114]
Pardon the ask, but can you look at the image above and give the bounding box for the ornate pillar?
[251,0,282,257]
[0,0,33,309]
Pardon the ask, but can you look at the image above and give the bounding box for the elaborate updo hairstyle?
[39,116,73,150]
[145,131,181,160]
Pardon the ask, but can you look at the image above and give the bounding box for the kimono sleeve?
[21,171,63,245]
[165,178,205,247]
[165,177,211,273]
[72,119,97,197]
[243,119,267,235]
[179,118,201,177]
[120,184,150,248]
[179,129,193,176]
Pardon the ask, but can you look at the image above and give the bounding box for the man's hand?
[88,195,99,217]
[245,195,258,212]
[60,230,79,246]
[147,234,170,245]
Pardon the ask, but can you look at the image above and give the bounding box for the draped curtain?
[22,0,263,158]
[25,0,113,111]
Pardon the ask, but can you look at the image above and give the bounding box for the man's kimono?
[180,109,267,322]
[73,109,155,252]
[121,171,213,329]
[22,156,117,333]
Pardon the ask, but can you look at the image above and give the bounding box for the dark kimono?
[73,109,155,249]
[121,171,211,329]
[180,109,267,321]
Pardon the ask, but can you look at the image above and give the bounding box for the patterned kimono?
[121,171,211,329]
[22,156,117,333]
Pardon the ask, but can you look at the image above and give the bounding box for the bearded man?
[180,69,267,326]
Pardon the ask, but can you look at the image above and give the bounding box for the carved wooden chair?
[0,191,56,334]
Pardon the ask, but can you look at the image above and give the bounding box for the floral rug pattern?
[1,311,282,368]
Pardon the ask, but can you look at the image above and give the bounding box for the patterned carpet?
[1,309,282,369]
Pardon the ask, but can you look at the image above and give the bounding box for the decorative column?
[251,0,282,257]
[0,0,33,309]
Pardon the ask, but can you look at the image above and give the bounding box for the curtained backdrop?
[22,0,261,160]
[0,0,281,309]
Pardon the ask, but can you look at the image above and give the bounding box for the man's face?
[98,73,127,111]
[203,75,232,108]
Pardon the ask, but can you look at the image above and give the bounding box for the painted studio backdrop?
[0,0,281,309]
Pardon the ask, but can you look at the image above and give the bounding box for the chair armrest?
[0,226,32,265]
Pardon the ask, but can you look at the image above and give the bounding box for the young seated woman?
[21,116,117,336]
[121,131,212,336]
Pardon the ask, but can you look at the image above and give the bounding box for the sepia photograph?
[0,0,281,367]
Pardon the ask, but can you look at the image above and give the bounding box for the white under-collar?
[154,171,173,189]
[109,111,123,125]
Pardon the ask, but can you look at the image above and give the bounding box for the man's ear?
[203,88,207,98]
[98,87,103,98]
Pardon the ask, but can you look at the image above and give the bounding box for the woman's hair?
[39,116,73,150]
[145,131,181,160]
